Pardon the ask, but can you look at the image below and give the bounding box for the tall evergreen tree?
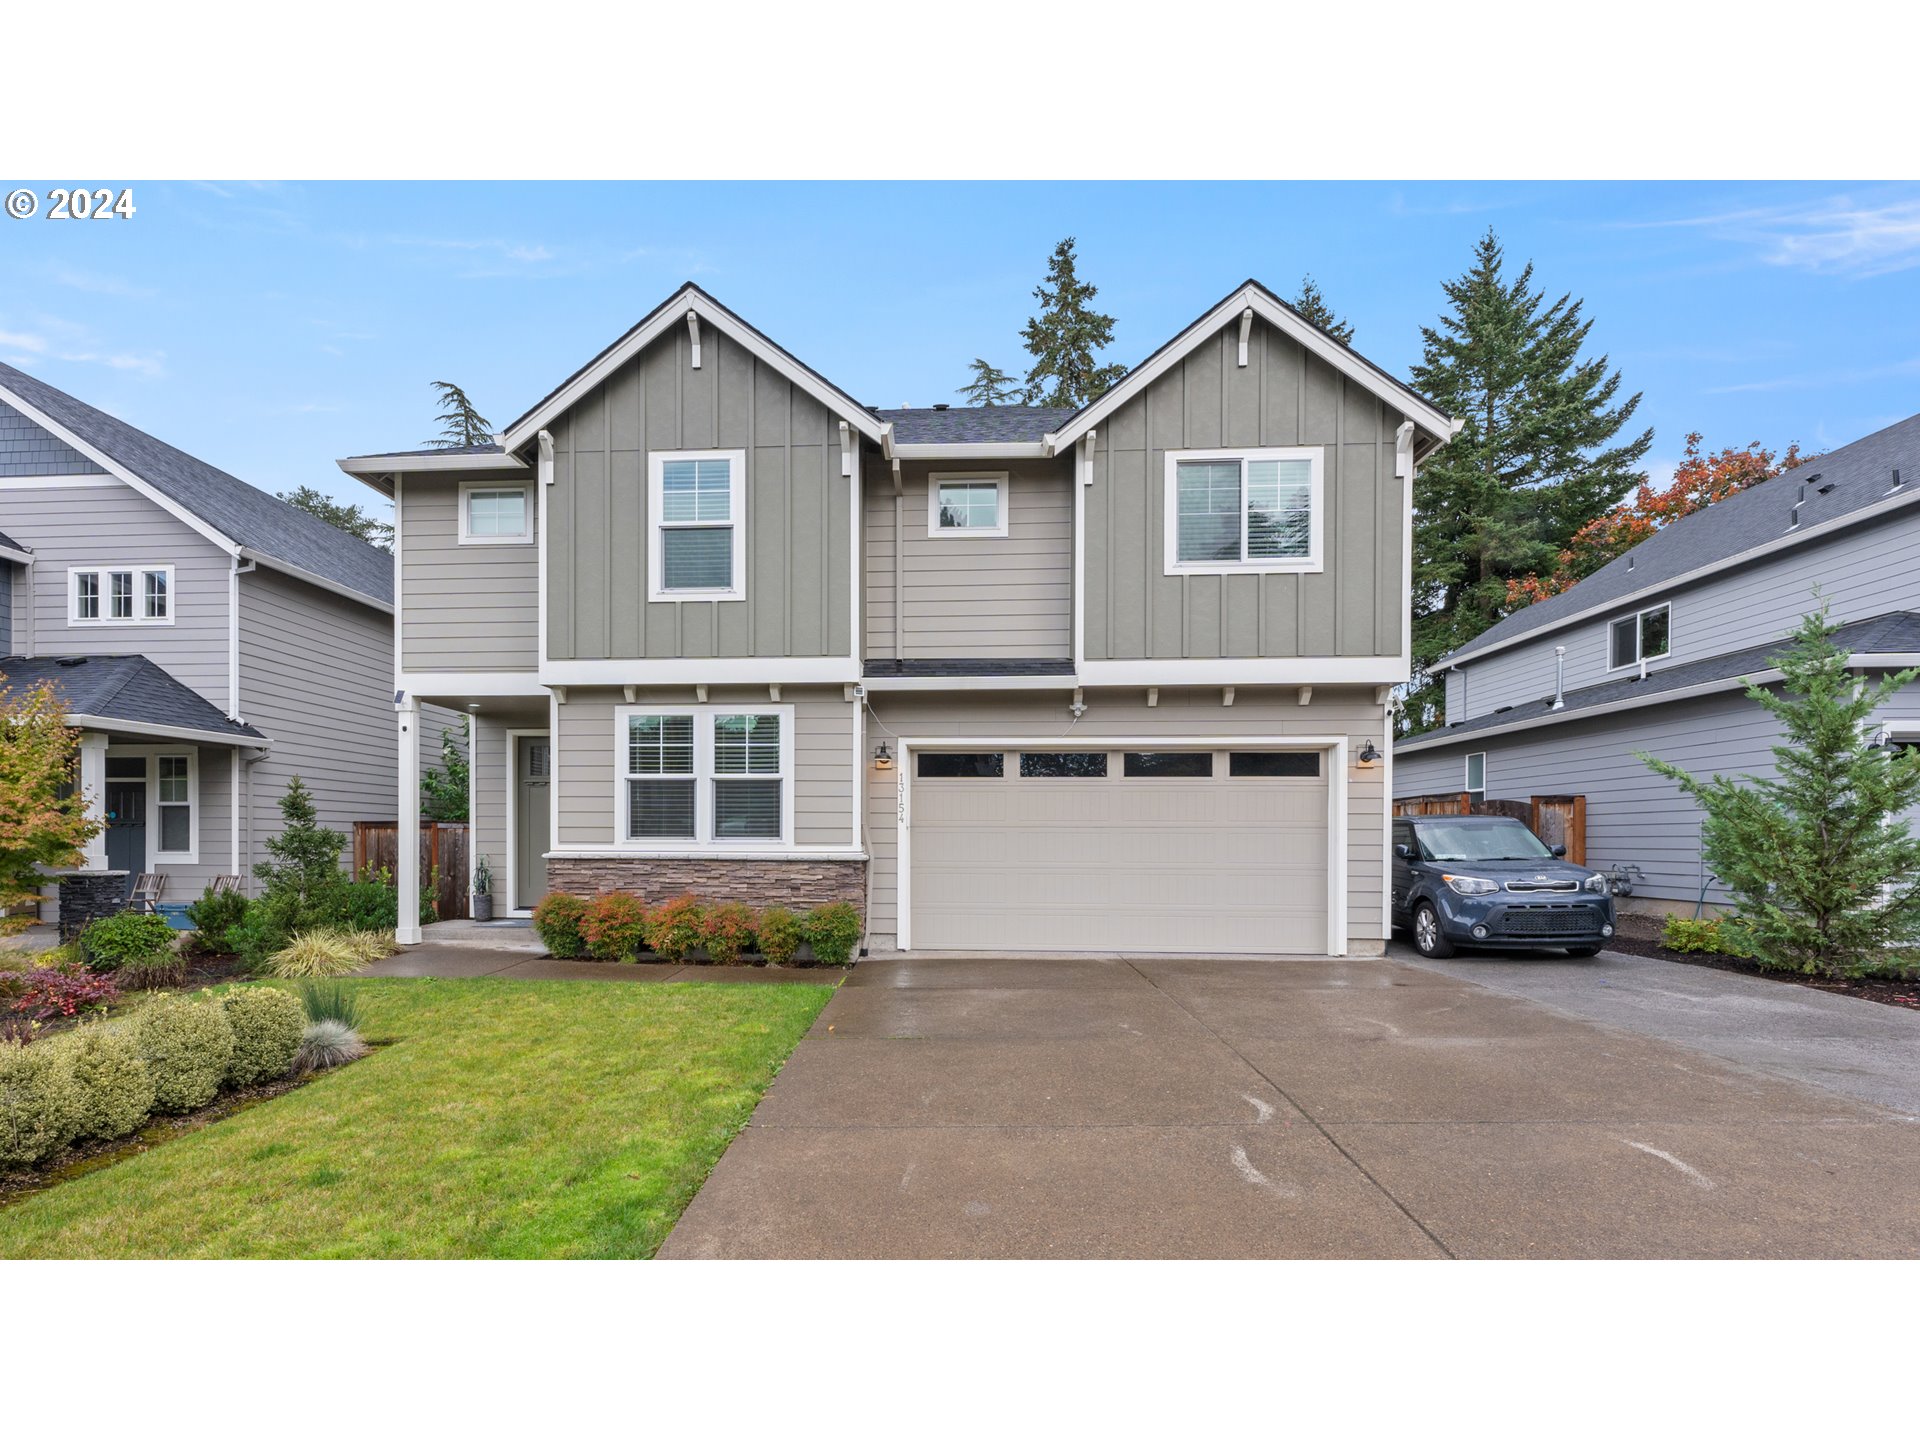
[957,358,1022,407]
[1404,229,1652,733]
[427,380,493,449]
[277,484,393,551]
[1291,274,1354,345]
[1020,237,1128,408]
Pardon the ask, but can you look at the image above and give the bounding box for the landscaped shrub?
[803,902,863,967]
[582,892,650,961]
[299,981,364,1031]
[229,893,298,974]
[700,902,756,965]
[643,893,705,963]
[340,929,398,965]
[294,1019,368,1075]
[269,930,366,980]
[332,873,401,932]
[5,964,120,1030]
[221,986,306,1086]
[1661,914,1757,958]
[0,1039,84,1169]
[79,910,178,981]
[129,994,235,1113]
[533,892,590,958]
[185,885,251,953]
[755,906,803,966]
[49,1024,154,1140]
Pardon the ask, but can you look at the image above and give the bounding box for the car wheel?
[1412,902,1454,958]
[1564,945,1601,957]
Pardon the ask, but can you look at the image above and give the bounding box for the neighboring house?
[1396,412,1920,913]
[0,362,443,917]
[343,280,1456,955]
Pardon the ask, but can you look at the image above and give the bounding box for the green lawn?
[0,977,833,1258]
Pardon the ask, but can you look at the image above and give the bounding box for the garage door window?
[1019,752,1108,778]
[1123,752,1213,778]
[1229,752,1319,777]
[918,752,1004,778]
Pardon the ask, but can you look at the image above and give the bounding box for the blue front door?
[105,781,145,897]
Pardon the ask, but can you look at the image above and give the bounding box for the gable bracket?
[686,310,702,369]
[839,419,854,478]
[1237,307,1254,367]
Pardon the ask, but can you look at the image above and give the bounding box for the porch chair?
[126,873,164,913]
[209,874,243,897]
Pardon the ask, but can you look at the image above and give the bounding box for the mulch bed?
[1608,914,1920,1010]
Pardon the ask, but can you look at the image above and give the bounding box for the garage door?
[907,746,1329,954]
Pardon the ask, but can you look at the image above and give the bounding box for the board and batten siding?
[399,471,539,672]
[1448,506,1920,723]
[863,457,1074,661]
[546,325,854,663]
[863,687,1389,951]
[553,685,855,849]
[1083,316,1407,663]
[2,478,232,708]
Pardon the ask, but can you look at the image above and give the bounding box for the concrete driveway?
[660,953,1920,1259]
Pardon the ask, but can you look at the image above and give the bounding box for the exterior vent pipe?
[1551,645,1566,710]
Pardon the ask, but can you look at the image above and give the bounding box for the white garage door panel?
[910,764,1329,954]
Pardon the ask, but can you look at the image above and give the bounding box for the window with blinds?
[619,708,789,845]
[713,713,782,839]
[626,714,696,840]
[654,454,741,595]
[1165,448,1322,575]
[155,754,192,855]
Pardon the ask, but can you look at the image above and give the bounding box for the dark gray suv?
[1391,814,1615,958]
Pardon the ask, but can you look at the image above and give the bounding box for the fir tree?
[427,381,494,449]
[277,484,393,551]
[958,359,1022,407]
[1020,237,1128,409]
[421,723,470,822]
[1291,274,1354,345]
[1640,606,1920,977]
[251,776,345,912]
[1404,229,1652,733]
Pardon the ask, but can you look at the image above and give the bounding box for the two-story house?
[1396,412,1920,913]
[0,361,437,922]
[345,281,1457,955]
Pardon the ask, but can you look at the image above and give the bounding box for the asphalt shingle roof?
[1445,413,1920,666]
[1403,611,1920,751]
[875,406,1073,446]
[0,527,26,553]
[0,654,265,741]
[0,362,394,606]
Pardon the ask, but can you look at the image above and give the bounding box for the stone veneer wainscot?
[545,857,866,913]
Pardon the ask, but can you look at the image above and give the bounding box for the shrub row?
[534,892,862,966]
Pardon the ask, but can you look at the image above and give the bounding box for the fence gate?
[352,821,470,921]
[1529,796,1587,866]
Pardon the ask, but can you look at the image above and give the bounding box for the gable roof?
[0,527,27,560]
[876,406,1072,446]
[1043,279,1458,455]
[1438,411,1920,672]
[0,654,266,744]
[0,362,394,609]
[501,283,889,452]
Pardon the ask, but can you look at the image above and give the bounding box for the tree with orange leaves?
[1506,432,1808,606]
[0,679,99,930]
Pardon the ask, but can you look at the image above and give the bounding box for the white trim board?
[541,658,860,686]
[67,714,268,749]
[398,671,551,699]
[1075,657,1409,686]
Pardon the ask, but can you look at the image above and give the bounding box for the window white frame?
[1464,751,1486,797]
[457,480,533,545]
[613,703,795,849]
[68,565,175,625]
[926,471,1010,538]
[104,744,199,865]
[1162,446,1324,577]
[648,449,747,602]
[1608,602,1671,671]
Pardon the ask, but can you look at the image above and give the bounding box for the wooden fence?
[1392,793,1585,864]
[351,822,470,921]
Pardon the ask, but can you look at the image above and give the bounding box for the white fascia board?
[1044,286,1456,454]
[64,713,271,749]
[540,657,861,687]
[1432,486,1920,674]
[1076,657,1410,686]
[893,442,1052,461]
[0,543,31,564]
[337,451,526,476]
[398,671,552,699]
[236,548,392,615]
[0,381,240,558]
[860,674,1079,692]
[502,287,886,451]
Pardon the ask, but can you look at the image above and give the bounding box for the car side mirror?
[1550,844,1567,858]
[1393,843,1413,859]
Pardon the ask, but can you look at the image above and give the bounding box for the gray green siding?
[1084,316,1407,662]
[546,326,854,663]
[398,471,539,673]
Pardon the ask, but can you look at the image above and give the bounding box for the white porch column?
[77,731,109,871]
[396,697,423,945]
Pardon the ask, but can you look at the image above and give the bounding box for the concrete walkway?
[660,954,1920,1259]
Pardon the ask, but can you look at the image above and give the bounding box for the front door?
[515,734,551,911]
[105,781,146,896]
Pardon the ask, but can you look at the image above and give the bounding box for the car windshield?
[1415,819,1552,863]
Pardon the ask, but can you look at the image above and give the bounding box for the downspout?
[20,553,35,658]
[891,459,904,660]
[1551,645,1566,711]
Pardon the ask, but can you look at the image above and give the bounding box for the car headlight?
[1584,873,1609,894]
[1441,874,1498,897]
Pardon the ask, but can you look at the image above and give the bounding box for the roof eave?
[237,547,393,614]
[892,442,1054,461]
[63,713,271,748]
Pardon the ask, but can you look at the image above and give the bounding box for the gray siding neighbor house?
[1396,412,1920,913]
[346,280,1459,955]
[0,362,439,921]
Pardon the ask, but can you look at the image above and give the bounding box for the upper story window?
[1465,752,1486,797]
[928,472,1009,538]
[458,481,532,544]
[1609,603,1670,669]
[70,566,172,625]
[649,450,746,602]
[617,704,793,846]
[1163,447,1323,576]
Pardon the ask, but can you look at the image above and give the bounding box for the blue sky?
[4,180,1918,521]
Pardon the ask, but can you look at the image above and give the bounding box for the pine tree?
[277,484,394,550]
[1020,237,1128,409]
[1291,275,1354,345]
[1641,607,1920,977]
[958,359,1022,407]
[252,776,345,911]
[1404,229,1652,733]
[427,381,494,449]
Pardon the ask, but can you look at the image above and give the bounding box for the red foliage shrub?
[6,964,121,1037]
[699,902,757,965]
[643,894,706,963]
[532,892,591,958]
[579,892,650,961]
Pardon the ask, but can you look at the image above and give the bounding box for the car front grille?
[1495,905,1601,936]
[1505,879,1578,893]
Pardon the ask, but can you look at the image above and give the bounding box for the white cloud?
[1704,355,1920,395]
[44,263,156,299]
[0,330,49,353]
[1643,194,1920,277]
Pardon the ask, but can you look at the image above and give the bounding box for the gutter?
[238,548,394,615]
[63,713,273,749]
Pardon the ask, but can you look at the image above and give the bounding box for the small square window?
[460,484,532,543]
[1611,604,1671,669]
[1465,752,1486,794]
[927,473,1009,538]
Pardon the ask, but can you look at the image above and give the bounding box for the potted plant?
[472,855,494,922]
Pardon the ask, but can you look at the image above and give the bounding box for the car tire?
[1412,902,1454,958]
[1564,945,1602,957]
